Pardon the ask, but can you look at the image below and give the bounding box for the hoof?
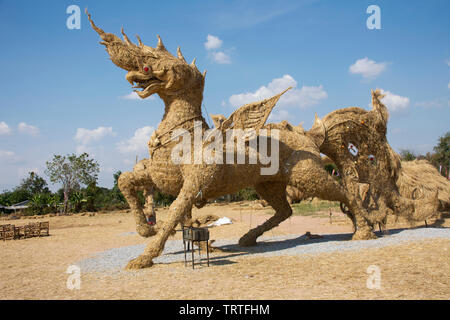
[352,228,377,240]
[125,255,154,270]
[238,234,257,247]
[136,225,157,238]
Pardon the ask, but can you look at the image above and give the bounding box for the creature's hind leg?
[289,155,376,240]
[340,202,357,233]
[239,182,292,247]
[118,171,156,238]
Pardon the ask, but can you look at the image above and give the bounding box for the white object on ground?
[208,217,232,227]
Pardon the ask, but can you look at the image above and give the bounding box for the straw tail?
[371,89,389,127]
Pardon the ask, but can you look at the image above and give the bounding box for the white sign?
[348,143,359,156]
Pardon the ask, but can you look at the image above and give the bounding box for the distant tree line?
[399,131,449,177]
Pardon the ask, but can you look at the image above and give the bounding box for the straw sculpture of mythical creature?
[300,90,440,233]
[86,11,408,269]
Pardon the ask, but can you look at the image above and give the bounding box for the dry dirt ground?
[1,201,449,300]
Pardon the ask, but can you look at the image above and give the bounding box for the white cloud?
[121,91,155,101]
[0,121,11,135]
[211,51,231,64]
[0,150,15,159]
[205,34,232,64]
[446,60,450,67]
[379,89,410,112]
[116,126,155,155]
[18,167,41,180]
[415,98,450,108]
[229,74,327,109]
[268,110,291,122]
[18,122,39,136]
[349,57,389,79]
[75,127,116,146]
[204,35,223,50]
[123,92,141,100]
[448,83,450,89]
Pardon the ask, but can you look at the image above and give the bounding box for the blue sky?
[0,0,449,191]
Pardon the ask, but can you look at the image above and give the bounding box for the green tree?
[399,149,416,161]
[111,170,126,203]
[70,191,85,213]
[234,187,259,201]
[29,193,48,214]
[18,172,50,196]
[45,153,99,214]
[433,131,449,176]
[3,188,30,206]
[153,190,176,207]
[48,194,61,213]
[84,182,100,212]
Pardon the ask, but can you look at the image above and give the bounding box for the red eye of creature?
[144,66,149,73]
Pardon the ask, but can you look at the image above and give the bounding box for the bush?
[154,190,176,207]
[234,188,260,201]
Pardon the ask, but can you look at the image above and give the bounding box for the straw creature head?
[85,9,205,100]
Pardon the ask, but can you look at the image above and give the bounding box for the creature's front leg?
[118,171,157,238]
[125,177,200,269]
[143,186,156,217]
[341,166,377,240]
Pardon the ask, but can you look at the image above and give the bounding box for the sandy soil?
[0,202,448,299]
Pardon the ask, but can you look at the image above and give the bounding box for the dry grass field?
[1,201,449,300]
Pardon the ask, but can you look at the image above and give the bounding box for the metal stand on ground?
[183,226,210,269]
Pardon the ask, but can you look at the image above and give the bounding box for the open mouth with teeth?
[126,71,164,98]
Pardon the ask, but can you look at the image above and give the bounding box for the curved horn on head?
[371,89,389,126]
[121,27,137,47]
[177,46,187,63]
[307,113,326,148]
[135,35,143,47]
[85,8,121,43]
[85,8,104,37]
[156,35,166,51]
[190,58,200,72]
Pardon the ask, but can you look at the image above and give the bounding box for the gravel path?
[78,227,450,274]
